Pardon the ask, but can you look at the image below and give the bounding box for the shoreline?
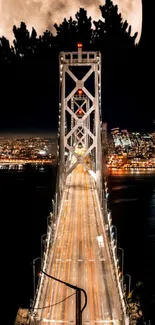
[108,167,155,176]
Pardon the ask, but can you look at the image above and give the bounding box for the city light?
[107,128,155,169]
[0,136,57,168]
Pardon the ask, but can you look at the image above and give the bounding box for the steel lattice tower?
[58,44,102,199]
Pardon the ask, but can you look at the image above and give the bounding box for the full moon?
[0,0,142,43]
[113,0,142,43]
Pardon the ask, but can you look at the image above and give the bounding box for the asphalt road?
[34,165,122,324]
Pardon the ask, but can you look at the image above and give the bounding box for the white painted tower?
[58,44,103,199]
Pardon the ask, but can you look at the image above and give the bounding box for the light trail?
[33,165,123,324]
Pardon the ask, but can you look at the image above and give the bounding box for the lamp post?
[55,193,58,216]
[118,247,124,289]
[33,257,41,299]
[40,269,87,325]
[124,273,131,296]
[107,210,112,226]
[110,224,117,252]
[52,199,55,216]
[41,234,47,265]
[47,215,52,231]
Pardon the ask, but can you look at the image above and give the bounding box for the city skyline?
[0,128,154,171]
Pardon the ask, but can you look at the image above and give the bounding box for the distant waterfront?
[108,167,155,176]
[1,166,154,324]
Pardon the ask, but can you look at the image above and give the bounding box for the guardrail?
[30,195,59,320]
[30,176,72,322]
[101,180,130,325]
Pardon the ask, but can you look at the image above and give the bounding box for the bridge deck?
[36,165,122,324]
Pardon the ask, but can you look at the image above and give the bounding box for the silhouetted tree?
[13,22,32,58]
[54,17,77,51]
[54,8,93,51]
[75,8,93,50]
[93,0,137,70]
[0,36,14,63]
[93,0,137,49]
[38,30,55,58]
[0,1,139,131]
[92,0,137,127]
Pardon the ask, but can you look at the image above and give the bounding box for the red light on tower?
[77,108,84,116]
[78,89,83,95]
[78,108,82,115]
[77,42,82,48]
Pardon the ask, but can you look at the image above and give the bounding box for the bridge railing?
[30,193,60,319]
[30,170,129,324]
[30,179,70,322]
[31,222,54,319]
[100,181,129,325]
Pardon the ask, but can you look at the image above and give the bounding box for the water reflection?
[109,172,155,322]
[108,168,155,176]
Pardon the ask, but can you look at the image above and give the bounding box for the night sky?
[0,0,154,134]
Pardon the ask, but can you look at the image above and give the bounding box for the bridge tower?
[58,44,103,199]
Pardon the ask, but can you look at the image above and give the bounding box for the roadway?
[34,164,122,324]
